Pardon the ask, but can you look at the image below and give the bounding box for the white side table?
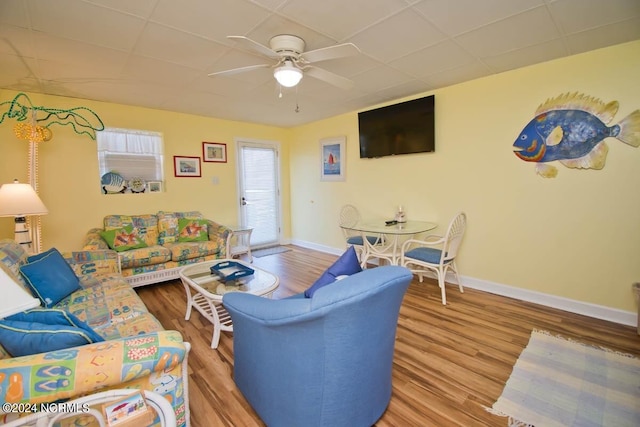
[229,226,253,262]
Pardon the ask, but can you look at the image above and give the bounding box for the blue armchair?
[222,266,412,427]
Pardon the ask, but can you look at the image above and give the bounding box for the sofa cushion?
[100,225,148,252]
[118,245,172,269]
[7,308,104,343]
[92,312,164,340]
[304,246,362,298]
[55,281,150,330]
[104,214,159,247]
[165,241,223,262]
[157,211,203,245]
[0,319,100,357]
[177,218,209,242]
[20,248,82,308]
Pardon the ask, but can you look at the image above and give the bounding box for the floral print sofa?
[0,239,190,426]
[83,211,232,287]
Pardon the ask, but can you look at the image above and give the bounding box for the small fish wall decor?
[513,92,640,178]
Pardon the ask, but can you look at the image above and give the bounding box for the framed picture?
[203,142,227,163]
[147,181,162,193]
[173,156,201,177]
[320,136,346,181]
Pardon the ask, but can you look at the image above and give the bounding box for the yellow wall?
[1,40,638,313]
[0,92,291,250]
[289,40,640,312]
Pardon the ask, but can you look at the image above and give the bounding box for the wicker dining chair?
[400,212,467,305]
[339,204,382,263]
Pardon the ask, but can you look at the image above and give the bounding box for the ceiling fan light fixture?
[274,61,303,87]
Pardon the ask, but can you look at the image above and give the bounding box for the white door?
[236,139,281,248]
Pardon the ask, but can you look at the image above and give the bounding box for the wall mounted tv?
[358,95,435,158]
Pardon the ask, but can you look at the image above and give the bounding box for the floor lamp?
[0,179,49,254]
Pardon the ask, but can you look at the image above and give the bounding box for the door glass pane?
[239,144,279,247]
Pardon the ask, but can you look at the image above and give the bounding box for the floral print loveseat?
[0,239,190,426]
[83,210,232,287]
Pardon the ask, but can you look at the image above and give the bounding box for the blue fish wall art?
[513,92,640,178]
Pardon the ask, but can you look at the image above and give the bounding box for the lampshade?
[274,61,303,88]
[0,180,48,217]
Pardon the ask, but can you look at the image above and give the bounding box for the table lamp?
[0,179,49,253]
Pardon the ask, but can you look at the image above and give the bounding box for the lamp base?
[14,216,34,254]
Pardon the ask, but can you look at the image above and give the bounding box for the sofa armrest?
[61,249,121,282]
[0,331,190,425]
[206,220,232,256]
[82,228,109,251]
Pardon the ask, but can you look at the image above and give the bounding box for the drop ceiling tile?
[32,33,129,74]
[455,6,559,57]
[84,0,157,18]
[350,9,447,62]
[482,39,568,73]
[413,0,544,36]
[351,65,413,92]
[150,0,271,42]
[0,75,40,91]
[565,18,640,54]
[25,0,146,51]
[422,60,491,89]
[188,75,256,98]
[208,49,272,75]
[0,0,29,28]
[313,54,381,79]
[0,53,36,78]
[30,57,121,82]
[0,25,35,58]
[549,0,640,34]
[390,39,476,79]
[134,23,228,69]
[278,0,409,41]
[121,56,201,87]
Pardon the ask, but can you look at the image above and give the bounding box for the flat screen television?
[358,95,435,158]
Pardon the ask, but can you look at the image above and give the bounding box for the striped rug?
[487,330,640,427]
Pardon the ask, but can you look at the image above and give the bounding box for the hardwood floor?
[136,245,640,427]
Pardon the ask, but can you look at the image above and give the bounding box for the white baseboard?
[290,239,638,328]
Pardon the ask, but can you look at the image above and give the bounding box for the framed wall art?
[203,142,227,163]
[173,156,201,177]
[320,136,346,181]
[147,181,162,192]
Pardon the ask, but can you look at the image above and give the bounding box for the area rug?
[487,330,640,427]
[252,246,291,258]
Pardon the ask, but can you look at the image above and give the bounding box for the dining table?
[340,219,437,267]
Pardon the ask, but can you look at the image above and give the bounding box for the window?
[97,128,164,194]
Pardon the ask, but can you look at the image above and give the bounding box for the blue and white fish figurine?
[513,92,640,177]
[101,172,127,193]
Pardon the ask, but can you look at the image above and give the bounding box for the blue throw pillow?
[0,319,99,357]
[20,248,81,308]
[304,246,362,298]
[7,308,104,343]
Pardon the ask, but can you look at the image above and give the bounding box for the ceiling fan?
[208,35,361,90]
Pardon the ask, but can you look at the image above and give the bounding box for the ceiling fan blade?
[304,66,354,90]
[301,43,360,63]
[227,36,280,60]
[208,63,271,77]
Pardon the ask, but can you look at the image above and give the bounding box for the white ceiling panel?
[413,0,545,36]
[0,0,637,127]
[26,0,146,51]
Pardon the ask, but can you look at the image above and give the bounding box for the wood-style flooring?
[136,245,640,427]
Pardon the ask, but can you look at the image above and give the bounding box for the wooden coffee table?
[178,259,279,349]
